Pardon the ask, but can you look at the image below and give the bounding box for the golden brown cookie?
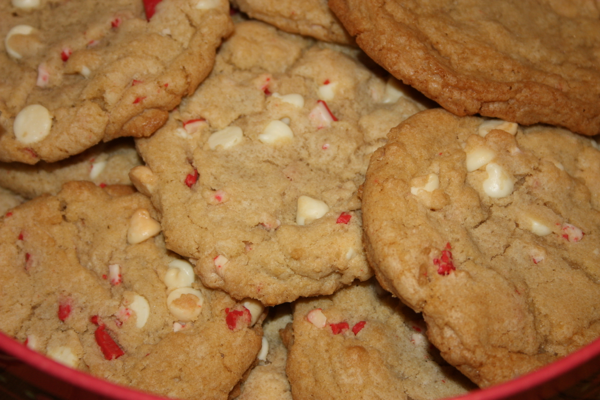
[362,108,600,387]
[231,0,352,44]
[285,279,474,399]
[329,0,600,136]
[0,181,264,399]
[0,0,233,164]
[131,21,428,305]
[0,138,141,199]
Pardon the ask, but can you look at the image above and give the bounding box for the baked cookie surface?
[0,181,263,399]
[0,187,24,216]
[132,20,428,305]
[285,279,474,399]
[0,138,141,199]
[0,0,233,164]
[362,108,600,387]
[329,0,600,136]
[231,0,352,44]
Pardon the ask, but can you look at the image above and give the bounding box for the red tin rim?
[1,331,599,399]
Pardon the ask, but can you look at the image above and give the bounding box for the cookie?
[0,181,264,399]
[329,0,600,136]
[234,305,293,400]
[0,0,233,164]
[131,20,428,305]
[362,108,600,387]
[231,0,352,44]
[0,138,141,199]
[0,187,24,216]
[284,279,475,399]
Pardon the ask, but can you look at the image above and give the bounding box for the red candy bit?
[352,321,366,335]
[60,48,72,62]
[132,79,143,86]
[323,79,330,85]
[5,212,13,217]
[318,100,338,121]
[23,337,28,346]
[98,183,107,188]
[143,0,163,20]
[336,212,351,224]
[133,96,146,104]
[330,322,349,335]
[18,232,24,240]
[412,325,422,333]
[111,18,122,28]
[322,143,330,150]
[23,148,38,159]
[185,170,199,188]
[433,242,455,276]
[90,315,101,326]
[58,299,72,322]
[225,307,252,331]
[94,325,124,360]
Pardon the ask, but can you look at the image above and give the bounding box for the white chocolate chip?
[306,308,327,328]
[214,254,228,269]
[11,0,40,10]
[129,166,157,196]
[382,77,406,104]
[13,104,52,144]
[466,147,496,172]
[280,117,291,125]
[5,25,35,59]
[257,337,269,361]
[129,294,150,328]
[89,159,107,179]
[242,299,264,326]
[482,163,514,198]
[195,0,220,9]
[272,93,304,108]
[167,288,203,321]
[478,119,518,137]
[258,120,294,145]
[47,346,78,368]
[80,66,91,78]
[296,196,329,225]
[108,264,121,285]
[318,81,338,101]
[208,126,243,150]
[552,160,565,171]
[527,219,552,236]
[345,248,356,260]
[164,259,195,290]
[161,28,172,36]
[410,332,427,347]
[127,208,161,244]
[591,140,600,151]
[410,173,439,195]
[174,127,190,139]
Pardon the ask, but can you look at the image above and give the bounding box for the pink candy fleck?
[336,212,351,224]
[352,321,366,335]
[61,48,72,62]
[330,322,349,335]
[185,170,199,188]
[433,242,455,275]
[111,18,122,28]
[225,307,252,331]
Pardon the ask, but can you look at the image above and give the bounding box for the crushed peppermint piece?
[308,100,337,129]
[36,63,50,87]
[561,223,584,242]
[143,0,163,20]
[214,254,228,269]
[61,48,72,62]
[352,321,366,335]
[132,79,143,86]
[322,143,330,150]
[183,119,205,134]
[108,264,121,285]
[307,308,327,328]
[58,298,72,322]
[330,322,349,335]
[94,325,125,360]
[336,212,351,224]
[185,170,199,187]
[225,307,252,331]
[111,18,122,28]
[133,96,146,104]
[433,242,455,275]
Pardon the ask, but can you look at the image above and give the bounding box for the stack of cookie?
[1,0,599,399]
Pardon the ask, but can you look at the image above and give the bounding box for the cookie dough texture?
[231,0,352,44]
[0,0,233,164]
[285,280,474,399]
[133,21,427,305]
[0,187,24,215]
[362,109,600,387]
[329,0,600,136]
[0,139,141,199]
[0,182,262,399]
[234,305,293,400]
